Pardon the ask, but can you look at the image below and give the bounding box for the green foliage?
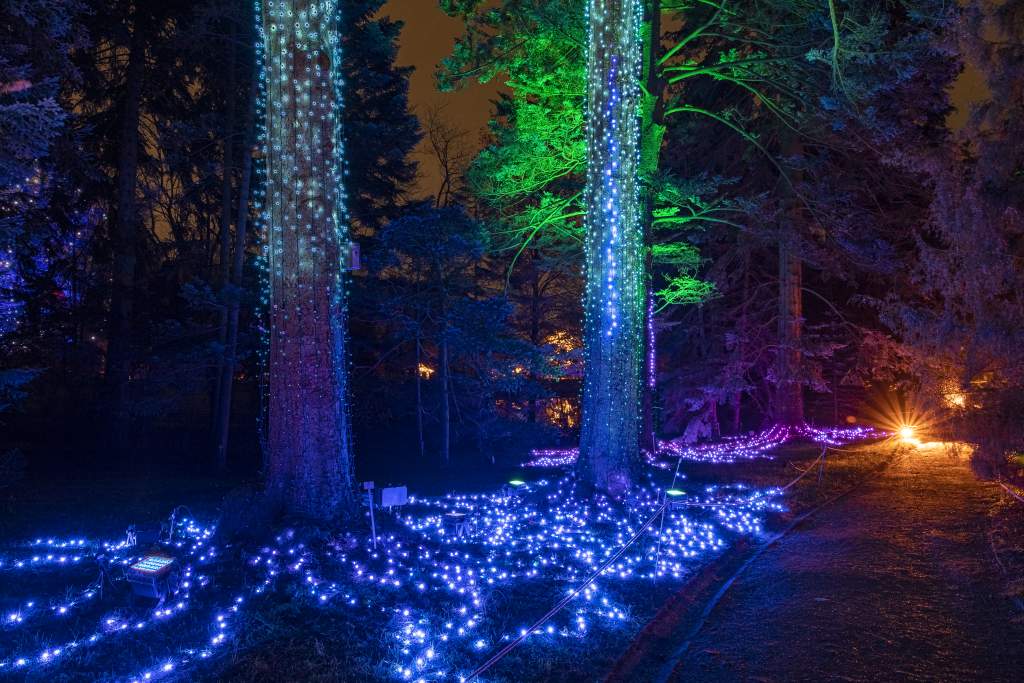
[654,277,715,309]
[652,241,715,311]
[447,1,586,212]
[652,242,701,269]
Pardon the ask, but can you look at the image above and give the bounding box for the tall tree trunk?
[577,0,645,496]
[731,393,742,433]
[732,250,751,433]
[832,363,840,425]
[415,334,425,459]
[262,0,356,520]
[439,330,451,467]
[637,0,664,455]
[527,265,541,424]
[214,56,258,473]
[106,17,145,444]
[212,27,238,455]
[775,237,804,425]
[640,292,656,451]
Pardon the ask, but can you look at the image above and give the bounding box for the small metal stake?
[364,481,377,549]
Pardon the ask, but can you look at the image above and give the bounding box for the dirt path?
[663,442,1024,682]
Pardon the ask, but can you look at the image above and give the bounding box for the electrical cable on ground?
[997,480,1024,506]
[468,442,889,681]
[464,500,668,682]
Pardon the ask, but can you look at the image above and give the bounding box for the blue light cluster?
[0,521,215,675]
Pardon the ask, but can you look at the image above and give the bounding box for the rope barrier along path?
[998,480,1024,506]
[780,446,828,492]
[463,501,669,682]
[991,481,1024,613]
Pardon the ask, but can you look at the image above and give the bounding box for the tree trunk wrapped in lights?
[258,0,356,519]
[577,0,645,496]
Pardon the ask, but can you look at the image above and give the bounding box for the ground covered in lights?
[1,428,884,682]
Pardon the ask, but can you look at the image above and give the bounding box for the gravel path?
[668,442,1024,682]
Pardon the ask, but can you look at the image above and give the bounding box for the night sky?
[379,0,502,197]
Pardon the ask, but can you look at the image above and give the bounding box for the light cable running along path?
[659,442,1024,682]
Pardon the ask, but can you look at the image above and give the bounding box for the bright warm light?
[544,330,578,353]
[417,363,435,380]
[544,397,579,429]
[944,392,966,408]
[898,425,916,442]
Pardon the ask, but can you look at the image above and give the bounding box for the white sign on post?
[380,486,408,508]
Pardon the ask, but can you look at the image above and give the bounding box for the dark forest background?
[2,0,1022,489]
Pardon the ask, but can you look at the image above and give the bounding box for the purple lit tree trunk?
[775,238,804,425]
[260,0,356,520]
[576,0,645,496]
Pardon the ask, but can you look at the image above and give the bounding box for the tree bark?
[775,237,804,425]
[577,0,645,496]
[106,16,145,443]
[439,330,451,466]
[638,0,664,455]
[262,0,356,520]
[415,334,425,459]
[213,30,238,467]
[528,264,541,424]
[214,55,258,473]
[733,250,751,433]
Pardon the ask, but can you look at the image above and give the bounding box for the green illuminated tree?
[440,1,722,487]
[444,0,949,479]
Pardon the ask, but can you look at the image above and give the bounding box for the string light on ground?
[527,423,886,469]
[0,477,783,681]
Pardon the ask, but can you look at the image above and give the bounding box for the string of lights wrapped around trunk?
[256,0,357,518]
[577,0,646,496]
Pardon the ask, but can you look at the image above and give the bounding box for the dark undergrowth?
[988,492,1024,619]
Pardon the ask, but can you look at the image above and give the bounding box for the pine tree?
[443,0,952,460]
[0,0,80,339]
[341,0,421,230]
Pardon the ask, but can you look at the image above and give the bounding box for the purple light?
[526,423,886,468]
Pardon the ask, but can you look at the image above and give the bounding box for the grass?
[988,491,1024,618]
